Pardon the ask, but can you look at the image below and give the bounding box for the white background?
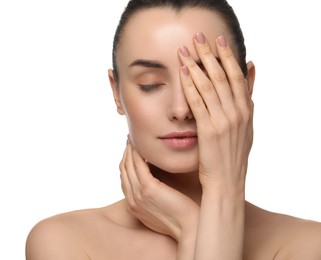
[1,0,320,259]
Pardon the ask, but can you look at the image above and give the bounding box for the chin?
[134,139,199,174]
[148,160,198,175]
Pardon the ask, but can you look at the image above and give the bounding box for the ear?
[246,61,256,97]
[108,69,125,115]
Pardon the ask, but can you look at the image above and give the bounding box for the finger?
[119,141,128,194]
[193,32,235,111]
[216,35,249,108]
[119,143,135,205]
[124,142,141,194]
[178,45,223,116]
[179,65,212,128]
[131,148,158,188]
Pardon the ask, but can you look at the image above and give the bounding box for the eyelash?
[138,84,163,92]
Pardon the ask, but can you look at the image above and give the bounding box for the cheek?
[126,108,151,133]
[122,91,161,137]
[125,104,158,156]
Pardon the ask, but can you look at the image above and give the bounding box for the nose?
[167,81,193,121]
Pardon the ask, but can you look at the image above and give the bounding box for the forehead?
[117,7,231,68]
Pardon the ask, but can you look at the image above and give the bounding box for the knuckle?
[233,105,252,126]
[227,109,242,127]
[188,62,199,71]
[124,159,130,170]
[217,120,231,136]
[119,162,123,171]
[140,182,155,198]
[222,47,234,59]
[250,100,255,110]
[119,163,126,175]
[134,192,144,205]
[190,96,204,108]
[185,80,194,89]
[199,81,213,93]
[238,102,253,121]
[211,69,226,82]
[232,71,245,83]
[210,117,230,137]
[200,45,213,57]
[241,108,251,122]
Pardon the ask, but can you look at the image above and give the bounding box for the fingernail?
[217,35,227,48]
[181,66,189,76]
[195,32,205,44]
[179,46,190,57]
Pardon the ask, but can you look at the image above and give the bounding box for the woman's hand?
[178,33,254,193]
[120,139,199,242]
[178,33,254,259]
[120,32,254,259]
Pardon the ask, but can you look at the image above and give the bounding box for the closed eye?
[138,84,164,92]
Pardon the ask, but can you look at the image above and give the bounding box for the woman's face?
[110,7,235,173]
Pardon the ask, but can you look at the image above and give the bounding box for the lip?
[159,131,198,149]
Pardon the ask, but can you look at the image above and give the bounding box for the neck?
[149,164,203,205]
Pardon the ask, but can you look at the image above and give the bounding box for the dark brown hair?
[112,0,247,84]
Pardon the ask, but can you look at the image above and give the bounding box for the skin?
[25,7,321,260]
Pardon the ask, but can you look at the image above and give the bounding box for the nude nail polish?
[195,32,205,44]
[217,35,227,47]
[181,66,189,76]
[180,46,190,57]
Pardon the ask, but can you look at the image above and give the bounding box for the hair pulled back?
[112,0,247,84]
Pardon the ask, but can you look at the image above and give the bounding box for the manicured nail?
[179,46,190,57]
[181,66,189,76]
[195,32,205,44]
[217,35,227,48]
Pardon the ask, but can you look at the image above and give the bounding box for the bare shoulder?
[275,215,321,259]
[25,207,99,260]
[245,202,321,260]
[26,199,175,260]
[26,201,128,260]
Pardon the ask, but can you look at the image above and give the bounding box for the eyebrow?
[129,58,221,70]
[129,59,167,69]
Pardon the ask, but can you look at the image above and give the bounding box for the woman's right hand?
[120,139,199,243]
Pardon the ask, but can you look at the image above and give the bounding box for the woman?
[26,0,321,259]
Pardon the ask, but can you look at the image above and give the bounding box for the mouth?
[159,131,197,139]
[159,131,198,149]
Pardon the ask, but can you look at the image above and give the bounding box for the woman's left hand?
[178,33,254,193]
[177,32,254,259]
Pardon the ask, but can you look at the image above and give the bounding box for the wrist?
[176,222,198,260]
[174,209,199,242]
[202,183,245,199]
[200,174,246,199]
[201,183,246,215]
